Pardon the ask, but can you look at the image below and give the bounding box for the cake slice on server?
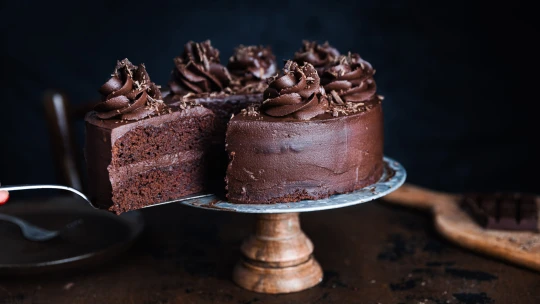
[85,59,215,214]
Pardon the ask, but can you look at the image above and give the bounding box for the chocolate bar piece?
[460,193,539,231]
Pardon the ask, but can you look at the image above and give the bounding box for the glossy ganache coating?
[322,53,377,104]
[227,45,276,93]
[95,59,166,121]
[168,40,231,95]
[261,61,328,120]
[293,40,340,74]
[226,104,384,204]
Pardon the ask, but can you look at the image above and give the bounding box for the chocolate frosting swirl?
[228,45,277,79]
[169,40,231,95]
[321,53,377,103]
[228,45,277,93]
[95,59,166,121]
[294,41,340,74]
[261,61,328,120]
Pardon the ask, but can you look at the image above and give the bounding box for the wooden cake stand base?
[232,213,323,294]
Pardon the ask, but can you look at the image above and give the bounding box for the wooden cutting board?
[382,184,540,271]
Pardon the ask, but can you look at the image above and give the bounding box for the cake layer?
[108,150,200,184]
[225,103,384,204]
[87,107,213,167]
[110,160,205,214]
[85,106,215,212]
[111,115,212,166]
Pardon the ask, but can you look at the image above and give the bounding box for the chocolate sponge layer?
[110,161,204,214]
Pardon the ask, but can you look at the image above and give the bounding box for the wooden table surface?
[1,200,539,304]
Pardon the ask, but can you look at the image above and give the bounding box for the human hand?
[0,191,9,205]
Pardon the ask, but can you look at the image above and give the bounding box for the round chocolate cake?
[84,40,384,213]
[225,54,384,204]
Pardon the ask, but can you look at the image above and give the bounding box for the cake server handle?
[0,184,96,208]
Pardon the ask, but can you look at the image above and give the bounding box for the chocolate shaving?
[240,105,260,117]
[330,90,344,104]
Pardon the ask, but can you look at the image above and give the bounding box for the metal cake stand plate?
[180,156,406,294]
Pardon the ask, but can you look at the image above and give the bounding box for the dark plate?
[0,197,143,275]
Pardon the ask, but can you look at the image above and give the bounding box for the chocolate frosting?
[169,40,231,95]
[322,54,377,103]
[226,102,384,205]
[95,59,166,121]
[228,45,276,93]
[261,61,328,120]
[294,41,340,74]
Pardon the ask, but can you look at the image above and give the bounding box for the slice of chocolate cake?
[461,193,540,231]
[166,41,276,194]
[85,59,215,214]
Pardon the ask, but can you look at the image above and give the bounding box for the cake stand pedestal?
[233,212,322,294]
[182,157,406,294]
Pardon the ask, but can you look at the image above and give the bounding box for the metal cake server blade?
[0,185,212,211]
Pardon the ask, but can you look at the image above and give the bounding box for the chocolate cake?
[166,41,276,193]
[85,59,215,214]
[461,193,540,231]
[225,58,384,204]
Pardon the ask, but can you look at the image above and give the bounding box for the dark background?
[1,0,538,194]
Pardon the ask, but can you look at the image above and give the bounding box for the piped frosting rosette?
[321,53,377,104]
[169,40,231,95]
[95,59,166,121]
[228,45,277,93]
[294,40,340,74]
[261,61,328,120]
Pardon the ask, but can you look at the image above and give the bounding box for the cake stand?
[181,157,406,294]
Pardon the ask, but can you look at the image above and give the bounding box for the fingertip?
[0,191,9,205]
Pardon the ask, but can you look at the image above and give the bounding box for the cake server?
[0,185,212,210]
